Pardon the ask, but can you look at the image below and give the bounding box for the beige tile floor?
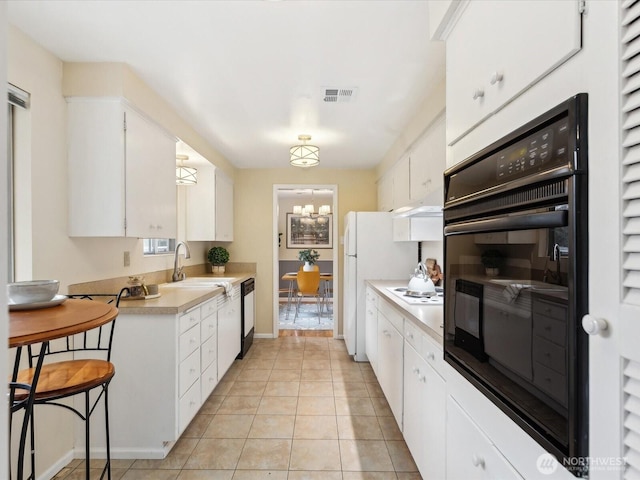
[54,337,422,480]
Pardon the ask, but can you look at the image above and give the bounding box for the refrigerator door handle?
[346,254,357,257]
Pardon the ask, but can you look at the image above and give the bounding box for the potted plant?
[481,249,504,277]
[207,246,230,274]
[298,249,320,271]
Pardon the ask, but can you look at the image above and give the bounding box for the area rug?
[279,302,333,331]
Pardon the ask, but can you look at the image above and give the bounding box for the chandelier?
[176,154,197,185]
[293,204,331,216]
[290,134,319,168]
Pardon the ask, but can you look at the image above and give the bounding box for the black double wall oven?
[443,94,588,473]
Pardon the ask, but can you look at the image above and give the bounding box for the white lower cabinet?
[446,396,524,480]
[217,287,241,380]
[377,303,404,429]
[109,292,243,458]
[403,332,446,479]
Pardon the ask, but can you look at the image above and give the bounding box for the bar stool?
[11,288,128,480]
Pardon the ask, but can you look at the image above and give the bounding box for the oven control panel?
[445,93,586,206]
[497,118,569,180]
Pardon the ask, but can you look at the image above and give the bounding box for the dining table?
[8,298,119,480]
[281,271,333,317]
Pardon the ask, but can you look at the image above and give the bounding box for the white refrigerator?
[343,211,418,361]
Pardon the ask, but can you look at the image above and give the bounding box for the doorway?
[272,185,338,338]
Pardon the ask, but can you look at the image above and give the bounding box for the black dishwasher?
[237,278,255,359]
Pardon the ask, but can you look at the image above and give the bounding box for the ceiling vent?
[323,87,358,103]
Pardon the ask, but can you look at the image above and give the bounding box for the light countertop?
[117,273,255,315]
[366,279,444,341]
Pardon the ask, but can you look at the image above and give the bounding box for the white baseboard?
[108,446,169,459]
[37,451,73,480]
[254,333,277,339]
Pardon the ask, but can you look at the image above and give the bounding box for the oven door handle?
[444,210,567,235]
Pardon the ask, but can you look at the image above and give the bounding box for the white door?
[593,5,640,478]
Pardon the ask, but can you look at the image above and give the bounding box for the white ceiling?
[7,1,445,170]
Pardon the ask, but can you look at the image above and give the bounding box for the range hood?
[393,186,444,218]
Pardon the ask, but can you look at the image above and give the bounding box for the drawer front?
[379,300,404,332]
[422,332,444,375]
[365,287,378,307]
[533,362,568,407]
[179,379,201,435]
[179,349,201,397]
[200,298,218,319]
[179,324,201,362]
[200,312,217,342]
[533,313,566,346]
[533,335,566,375]
[404,320,420,351]
[179,307,201,335]
[201,334,217,372]
[201,361,218,401]
[533,299,567,322]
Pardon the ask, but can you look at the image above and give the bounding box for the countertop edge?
[117,273,255,315]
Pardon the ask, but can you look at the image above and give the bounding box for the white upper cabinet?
[378,173,393,212]
[185,163,234,242]
[67,98,177,238]
[409,112,446,202]
[445,0,582,145]
[392,155,412,210]
[378,112,446,212]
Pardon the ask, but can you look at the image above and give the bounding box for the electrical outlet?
[124,251,130,267]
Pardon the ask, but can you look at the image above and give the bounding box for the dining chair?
[294,270,322,323]
[12,287,129,480]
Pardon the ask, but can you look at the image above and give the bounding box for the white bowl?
[7,280,60,304]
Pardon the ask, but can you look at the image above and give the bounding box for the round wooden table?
[9,299,119,480]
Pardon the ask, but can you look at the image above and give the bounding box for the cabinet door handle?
[490,71,503,85]
[426,352,435,360]
[412,366,420,374]
[472,88,485,100]
[419,375,426,383]
[582,314,608,336]
[472,454,485,468]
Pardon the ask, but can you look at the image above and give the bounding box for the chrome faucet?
[172,241,191,282]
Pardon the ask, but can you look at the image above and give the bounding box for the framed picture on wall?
[286,213,333,249]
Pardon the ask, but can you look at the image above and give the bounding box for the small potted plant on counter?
[481,249,504,277]
[298,249,320,271]
[207,246,230,274]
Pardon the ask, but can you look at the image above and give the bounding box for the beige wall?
[233,168,377,336]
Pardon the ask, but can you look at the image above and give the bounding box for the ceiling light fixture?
[290,134,319,168]
[176,154,197,185]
